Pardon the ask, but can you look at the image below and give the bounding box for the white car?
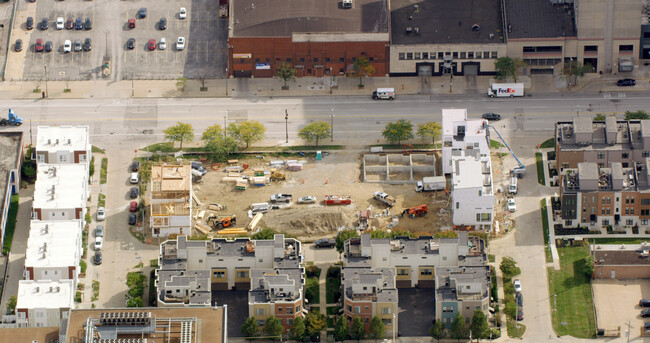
[97,207,106,221]
[507,198,516,212]
[159,38,166,50]
[63,40,71,53]
[179,7,187,19]
[94,237,103,251]
[176,37,185,51]
[513,279,522,293]
[130,172,139,184]
[297,196,316,204]
[56,17,64,30]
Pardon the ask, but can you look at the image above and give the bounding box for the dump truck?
[487,83,524,98]
[415,176,446,192]
[0,109,23,126]
[206,215,236,229]
[401,205,428,218]
[373,191,396,207]
[324,195,351,205]
[270,193,292,203]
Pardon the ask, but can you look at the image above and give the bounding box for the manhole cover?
[58,71,66,75]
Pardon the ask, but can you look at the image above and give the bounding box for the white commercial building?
[16,279,74,327]
[441,109,494,230]
[25,220,83,283]
[35,126,90,168]
[32,164,88,221]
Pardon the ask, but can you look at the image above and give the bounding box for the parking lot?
[592,279,650,339]
[398,288,435,336]
[9,0,226,81]
[212,290,248,336]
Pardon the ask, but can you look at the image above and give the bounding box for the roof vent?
[342,0,352,9]
[67,139,71,145]
[472,24,480,32]
[47,139,51,145]
[405,26,412,34]
[56,139,59,145]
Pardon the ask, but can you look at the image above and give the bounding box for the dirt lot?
[592,279,650,339]
[192,151,452,241]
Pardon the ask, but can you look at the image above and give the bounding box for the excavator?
[206,215,237,229]
[401,205,428,218]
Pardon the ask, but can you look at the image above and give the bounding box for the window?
[37,154,45,163]
[607,208,611,214]
[307,69,312,74]
[381,307,392,315]
[460,52,466,59]
[619,45,633,52]
[602,198,606,205]
[397,268,409,275]
[442,306,453,313]
[623,152,629,159]
[296,305,301,313]
[339,68,344,73]
[325,57,330,62]
[347,305,352,311]
[627,219,634,225]
[643,219,649,225]
[313,58,318,62]
[414,52,421,60]
[422,52,429,59]
[626,197,630,204]
[475,52,482,59]
[644,152,650,158]
[483,51,490,58]
[80,154,87,162]
[213,271,225,278]
[299,58,305,62]
[354,306,361,314]
[626,208,630,215]
[399,53,405,60]
[369,57,374,62]
[523,46,562,53]
[642,199,650,205]
[255,58,260,63]
[607,197,611,204]
[286,58,291,62]
[631,208,635,214]
[255,308,266,316]
[642,210,650,216]
[287,318,293,325]
[259,258,263,262]
[597,152,605,159]
[468,52,474,59]
[452,52,458,59]
[631,198,635,204]
[420,268,432,276]
[603,219,609,226]
[406,52,413,60]
[491,51,498,59]
[236,271,249,278]
[59,155,67,162]
[266,58,270,62]
[438,52,444,59]
[257,320,264,326]
[442,256,447,261]
[476,213,491,222]
[456,202,459,209]
[286,307,293,314]
[601,208,606,215]
[584,45,598,52]
[382,318,392,325]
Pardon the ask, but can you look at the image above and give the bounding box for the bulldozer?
[401,205,428,218]
[270,169,286,181]
[206,215,237,229]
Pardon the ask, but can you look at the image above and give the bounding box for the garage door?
[212,282,228,290]
[464,64,478,75]
[396,280,411,288]
[530,68,553,75]
[417,65,433,76]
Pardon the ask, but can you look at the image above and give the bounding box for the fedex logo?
[497,88,515,93]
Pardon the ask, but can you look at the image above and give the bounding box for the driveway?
[213,290,248,337]
[398,287,435,337]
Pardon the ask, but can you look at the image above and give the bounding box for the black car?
[482,112,501,121]
[617,78,636,87]
[129,187,139,199]
[159,17,166,30]
[126,38,135,50]
[75,18,83,30]
[83,38,91,51]
[14,39,22,52]
[26,17,33,30]
[314,238,336,248]
[84,17,92,30]
[641,299,650,307]
[516,292,523,306]
[44,41,52,52]
[94,251,102,265]
[40,17,48,30]
[642,309,650,317]
[138,7,147,19]
[131,161,140,172]
[128,213,137,225]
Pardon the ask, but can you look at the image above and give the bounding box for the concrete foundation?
[362,152,439,184]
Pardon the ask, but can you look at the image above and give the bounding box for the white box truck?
[415,176,446,192]
[372,88,395,100]
[487,83,524,98]
[508,176,518,195]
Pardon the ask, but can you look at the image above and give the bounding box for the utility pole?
[131,70,134,97]
[43,64,48,98]
[223,115,227,138]
[626,320,631,343]
[330,108,334,142]
[284,109,288,143]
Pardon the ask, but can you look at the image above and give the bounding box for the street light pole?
[330,108,334,142]
[392,313,396,343]
[131,70,134,97]
[223,115,227,138]
[43,64,48,98]
[284,109,288,143]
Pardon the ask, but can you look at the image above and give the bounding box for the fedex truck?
[487,83,524,98]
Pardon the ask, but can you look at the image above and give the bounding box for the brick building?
[227,0,389,78]
[592,244,650,279]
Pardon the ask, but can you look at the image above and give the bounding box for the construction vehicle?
[325,195,352,205]
[401,205,428,218]
[0,109,23,126]
[270,169,286,181]
[483,123,526,177]
[373,191,396,207]
[206,215,236,229]
[415,176,446,192]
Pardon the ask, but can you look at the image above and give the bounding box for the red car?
[128,18,135,29]
[148,39,156,50]
[35,39,43,52]
[129,201,138,212]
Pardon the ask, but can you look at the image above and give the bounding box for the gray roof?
[435,266,490,302]
[390,0,504,45]
[642,121,650,138]
[578,163,598,181]
[504,0,576,39]
[573,117,592,134]
[231,0,389,37]
[342,267,397,303]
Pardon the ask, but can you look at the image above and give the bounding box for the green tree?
[289,316,306,341]
[430,320,445,342]
[593,114,607,121]
[349,316,365,342]
[89,156,95,178]
[494,57,527,82]
[334,316,350,342]
[499,256,520,278]
[503,299,517,319]
[336,230,359,254]
[305,312,326,341]
[176,77,188,92]
[349,56,375,87]
[565,60,590,77]
[202,124,238,161]
[417,122,442,145]
[241,317,259,341]
[382,119,414,145]
[228,120,266,149]
[264,316,285,342]
[251,228,277,240]
[583,255,595,277]
[163,122,194,150]
[298,121,331,147]
[21,163,35,180]
[368,316,385,341]
[625,110,649,120]
[276,62,297,88]
[470,309,489,341]
[127,297,143,307]
[6,296,16,315]
[450,314,468,342]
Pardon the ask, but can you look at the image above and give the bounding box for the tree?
[241,317,259,341]
[499,256,520,278]
[430,320,445,342]
[470,309,489,341]
[625,110,649,120]
[564,60,590,77]
[305,312,326,341]
[382,119,414,145]
[593,114,607,121]
[334,316,350,342]
[494,57,526,82]
[349,316,365,342]
[202,124,238,161]
[275,62,297,88]
[503,299,517,319]
[417,122,442,145]
[368,316,385,341]
[228,120,266,149]
[163,122,194,150]
[264,316,285,342]
[89,156,95,178]
[450,314,468,342]
[349,56,375,87]
[298,121,331,147]
[583,255,595,277]
[289,316,306,341]
[251,228,277,240]
[176,77,188,92]
[336,229,359,254]
[6,296,16,315]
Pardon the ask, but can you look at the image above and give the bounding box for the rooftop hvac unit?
[342,0,352,9]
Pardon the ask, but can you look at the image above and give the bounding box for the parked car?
[507,198,516,212]
[26,17,33,30]
[159,37,166,50]
[40,17,48,30]
[314,238,336,248]
[44,41,52,52]
[65,18,74,30]
[94,237,103,250]
[129,201,138,212]
[128,18,136,29]
[34,39,43,52]
[513,279,522,293]
[148,39,156,50]
[63,39,71,53]
[159,17,167,30]
[130,173,139,184]
[131,161,140,171]
[138,7,147,19]
[126,38,135,50]
[94,251,102,265]
[83,38,91,51]
[516,292,523,306]
[640,299,650,307]
[191,161,207,175]
[176,37,185,50]
[14,39,22,52]
[179,7,187,19]
[95,225,104,237]
[128,213,137,225]
[74,39,82,52]
[482,112,501,121]
[642,309,650,317]
[617,78,636,87]
[129,187,139,199]
[75,18,83,30]
[646,321,650,331]
[516,308,524,321]
[84,17,92,30]
[56,17,64,30]
[97,207,106,221]
[297,196,317,204]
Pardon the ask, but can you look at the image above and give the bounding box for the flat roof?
[151,165,192,193]
[442,109,467,136]
[36,126,89,152]
[16,279,74,310]
[33,164,87,209]
[505,0,576,39]
[0,327,59,343]
[391,0,504,45]
[25,220,82,269]
[231,0,389,37]
[453,157,483,189]
[594,250,650,266]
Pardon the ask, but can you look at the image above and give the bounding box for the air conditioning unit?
[342,0,352,9]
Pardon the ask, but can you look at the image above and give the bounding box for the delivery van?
[372,88,395,100]
[250,202,269,214]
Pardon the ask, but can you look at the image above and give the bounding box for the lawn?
[547,246,596,338]
[100,158,108,184]
[1,195,19,254]
[536,152,545,185]
[326,267,341,304]
[306,276,320,305]
[540,138,555,149]
[97,193,106,208]
[490,139,503,149]
[507,320,526,338]
[540,199,553,263]
[371,143,437,150]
